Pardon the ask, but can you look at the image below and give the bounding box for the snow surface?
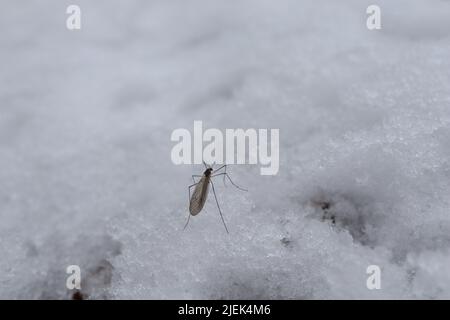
[1,0,450,299]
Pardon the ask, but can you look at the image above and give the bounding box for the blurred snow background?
[1,0,450,299]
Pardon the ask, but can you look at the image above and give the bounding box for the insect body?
[189,168,212,216]
[184,163,247,233]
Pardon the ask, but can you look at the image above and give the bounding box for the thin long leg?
[223,165,227,186]
[188,183,198,203]
[214,164,227,173]
[210,180,229,234]
[183,213,191,231]
[202,161,209,169]
[184,183,199,230]
[213,165,227,186]
[211,173,248,192]
[192,175,202,184]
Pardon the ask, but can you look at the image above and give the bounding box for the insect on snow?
[184,162,247,233]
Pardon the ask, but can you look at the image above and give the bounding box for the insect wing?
[189,176,210,216]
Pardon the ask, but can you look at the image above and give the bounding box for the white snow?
[1,0,450,299]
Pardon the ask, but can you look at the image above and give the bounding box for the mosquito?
[184,162,247,233]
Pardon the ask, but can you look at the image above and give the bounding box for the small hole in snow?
[309,191,383,247]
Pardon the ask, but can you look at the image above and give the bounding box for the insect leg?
[192,175,202,184]
[223,165,227,186]
[183,213,191,231]
[214,164,227,173]
[188,183,199,203]
[184,183,199,230]
[209,179,229,234]
[212,165,227,186]
[211,173,248,192]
